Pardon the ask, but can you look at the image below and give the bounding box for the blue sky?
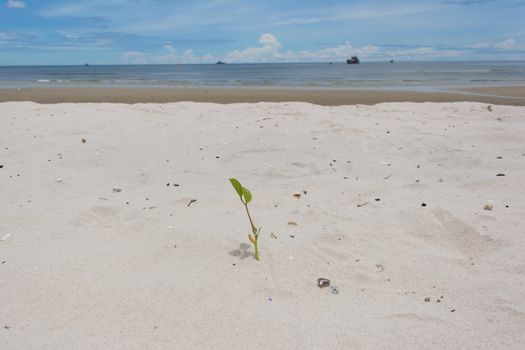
[1,0,524,65]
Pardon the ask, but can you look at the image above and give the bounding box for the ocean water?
[1,61,525,90]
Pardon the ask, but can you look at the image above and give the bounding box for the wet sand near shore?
[1,86,525,105]
[457,86,525,99]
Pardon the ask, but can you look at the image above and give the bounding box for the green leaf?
[229,178,243,198]
[242,187,252,204]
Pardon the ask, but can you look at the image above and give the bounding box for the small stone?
[424,297,431,302]
[293,193,301,199]
[483,204,493,211]
[317,278,330,288]
[288,221,298,226]
[375,198,381,202]
[81,138,86,143]
[496,173,506,176]
[451,309,456,312]
[113,187,122,193]
[421,203,427,207]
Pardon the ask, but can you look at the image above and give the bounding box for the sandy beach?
[1,86,525,105]
[1,100,524,349]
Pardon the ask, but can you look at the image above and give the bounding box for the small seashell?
[317,278,331,288]
[483,204,493,211]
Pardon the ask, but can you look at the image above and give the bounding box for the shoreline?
[1,86,525,105]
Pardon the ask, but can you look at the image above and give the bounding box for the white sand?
[1,101,524,349]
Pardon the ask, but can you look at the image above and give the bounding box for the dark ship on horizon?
[346,56,360,64]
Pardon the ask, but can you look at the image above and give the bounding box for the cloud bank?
[6,0,26,9]
[120,33,523,64]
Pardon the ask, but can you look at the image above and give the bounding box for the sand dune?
[1,101,524,349]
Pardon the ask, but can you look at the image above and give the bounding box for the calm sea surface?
[1,61,525,90]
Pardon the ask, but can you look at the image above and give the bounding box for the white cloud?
[122,51,148,64]
[494,38,517,50]
[225,33,460,63]
[154,45,216,64]
[6,0,26,9]
[121,46,217,64]
[226,33,288,62]
[466,38,521,51]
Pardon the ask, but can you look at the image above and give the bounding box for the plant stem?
[253,238,259,261]
[243,203,257,235]
[243,203,259,261]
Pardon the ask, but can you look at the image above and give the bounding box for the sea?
[1,61,525,91]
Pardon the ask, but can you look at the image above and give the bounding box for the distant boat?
[216,61,226,65]
[390,59,395,63]
[346,56,360,64]
[84,63,89,66]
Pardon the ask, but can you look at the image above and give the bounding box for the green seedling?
[229,178,261,261]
